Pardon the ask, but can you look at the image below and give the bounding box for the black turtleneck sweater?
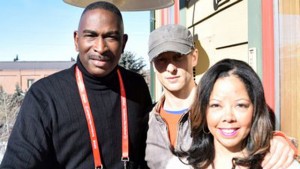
[0,59,153,169]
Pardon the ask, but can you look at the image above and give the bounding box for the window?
[27,79,34,88]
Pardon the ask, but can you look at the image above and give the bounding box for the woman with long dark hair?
[187,59,299,169]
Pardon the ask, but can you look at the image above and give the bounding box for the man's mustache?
[89,54,111,61]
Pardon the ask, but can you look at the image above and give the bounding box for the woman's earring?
[193,67,196,81]
[203,127,210,134]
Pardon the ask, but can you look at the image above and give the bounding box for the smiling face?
[206,75,253,152]
[74,8,127,77]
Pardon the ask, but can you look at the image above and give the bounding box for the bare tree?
[119,51,147,76]
[0,87,24,142]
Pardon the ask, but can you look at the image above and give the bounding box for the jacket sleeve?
[0,87,55,169]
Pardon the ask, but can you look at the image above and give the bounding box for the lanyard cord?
[117,69,129,161]
[75,66,129,169]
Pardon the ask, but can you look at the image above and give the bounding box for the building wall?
[151,0,249,100]
[186,0,248,82]
[0,69,61,94]
[0,61,75,94]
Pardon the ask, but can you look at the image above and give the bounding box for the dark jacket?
[0,59,152,169]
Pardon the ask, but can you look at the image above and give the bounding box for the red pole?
[174,0,179,24]
[262,0,275,110]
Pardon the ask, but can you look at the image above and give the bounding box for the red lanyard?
[75,66,129,169]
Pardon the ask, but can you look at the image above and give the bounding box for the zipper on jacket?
[174,110,189,151]
[158,114,172,147]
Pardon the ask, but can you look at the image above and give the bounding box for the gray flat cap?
[148,24,194,61]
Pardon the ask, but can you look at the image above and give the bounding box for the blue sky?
[0,0,150,65]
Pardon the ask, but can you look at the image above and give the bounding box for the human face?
[152,50,198,95]
[74,9,127,77]
[206,75,253,152]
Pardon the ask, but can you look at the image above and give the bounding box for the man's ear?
[73,31,79,52]
[192,48,199,67]
[122,34,128,53]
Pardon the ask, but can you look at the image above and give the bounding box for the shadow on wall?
[194,34,209,76]
[185,0,198,8]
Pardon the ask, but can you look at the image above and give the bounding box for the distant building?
[0,61,75,94]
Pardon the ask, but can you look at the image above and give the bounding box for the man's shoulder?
[118,66,147,83]
[42,65,74,81]
[118,66,143,76]
[48,64,75,79]
[29,65,75,92]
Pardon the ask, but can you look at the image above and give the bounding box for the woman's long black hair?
[187,59,274,169]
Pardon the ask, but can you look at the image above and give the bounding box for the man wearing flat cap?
[145,24,198,169]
